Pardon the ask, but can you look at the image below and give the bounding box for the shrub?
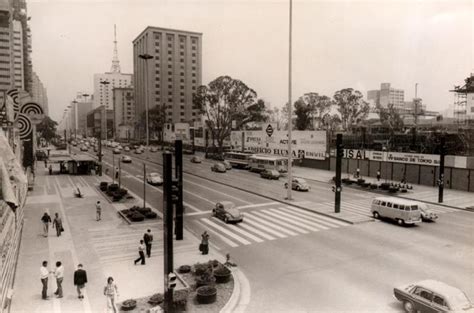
[214,265,230,276]
[130,212,145,222]
[112,192,123,202]
[145,212,158,219]
[121,299,137,311]
[138,207,152,214]
[108,183,119,192]
[148,293,164,305]
[193,263,209,276]
[119,188,128,196]
[99,182,108,191]
[178,265,191,273]
[208,259,220,268]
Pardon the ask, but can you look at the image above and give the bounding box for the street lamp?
[382,146,388,183]
[139,53,153,150]
[82,93,90,138]
[100,80,110,141]
[72,100,78,140]
[286,0,293,201]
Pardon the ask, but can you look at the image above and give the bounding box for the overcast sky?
[28,0,473,122]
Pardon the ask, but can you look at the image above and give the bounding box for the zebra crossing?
[196,206,349,248]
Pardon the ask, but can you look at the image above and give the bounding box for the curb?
[220,267,250,313]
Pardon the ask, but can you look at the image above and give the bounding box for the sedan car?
[123,146,130,152]
[80,145,88,151]
[394,279,473,313]
[260,169,280,180]
[212,201,243,223]
[146,172,163,186]
[191,156,202,163]
[121,156,132,163]
[419,204,438,222]
[222,160,232,170]
[150,147,158,152]
[112,148,121,154]
[134,149,143,154]
[211,163,227,173]
[284,177,310,191]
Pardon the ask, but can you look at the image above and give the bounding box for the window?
[180,105,185,109]
[432,295,447,308]
[180,72,184,76]
[192,86,196,90]
[192,53,196,57]
[192,60,196,64]
[192,79,196,83]
[192,73,196,77]
[180,112,184,116]
[180,45,184,49]
[168,84,172,89]
[192,66,196,70]
[381,202,386,206]
[168,65,172,68]
[192,46,196,50]
[180,52,184,56]
[168,91,173,95]
[168,44,172,48]
[192,39,197,44]
[393,204,399,209]
[168,71,172,75]
[168,98,172,102]
[413,287,432,302]
[168,50,172,54]
[387,202,392,208]
[180,92,184,96]
[155,84,160,88]
[180,58,184,63]
[181,86,185,90]
[167,111,172,115]
[180,79,184,83]
[168,57,172,61]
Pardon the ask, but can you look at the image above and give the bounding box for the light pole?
[72,100,78,140]
[82,93,90,138]
[100,80,111,141]
[139,53,153,149]
[286,0,293,201]
[382,146,388,183]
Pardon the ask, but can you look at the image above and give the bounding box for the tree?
[294,92,334,130]
[266,105,289,130]
[321,113,342,133]
[36,116,58,143]
[333,88,370,132]
[138,104,166,143]
[294,98,312,130]
[193,76,264,153]
[377,103,404,135]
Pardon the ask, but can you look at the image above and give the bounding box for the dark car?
[222,160,232,170]
[211,163,226,173]
[190,156,202,163]
[394,280,474,313]
[260,169,280,180]
[212,201,243,223]
[284,177,310,191]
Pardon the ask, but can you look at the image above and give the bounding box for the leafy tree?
[333,88,370,132]
[266,105,290,130]
[294,92,334,130]
[36,116,58,143]
[294,98,312,130]
[321,113,342,133]
[193,75,264,153]
[138,104,166,142]
[377,103,404,135]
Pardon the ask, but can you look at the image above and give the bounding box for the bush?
[100,182,108,191]
[138,207,152,215]
[121,299,137,311]
[130,212,145,222]
[148,293,164,305]
[214,265,230,276]
[193,263,209,276]
[108,183,119,192]
[196,286,217,304]
[208,259,220,268]
[119,188,128,196]
[178,265,191,273]
[145,212,158,219]
[112,192,123,202]
[121,209,130,215]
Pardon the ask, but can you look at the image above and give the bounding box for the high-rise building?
[132,26,202,128]
[12,20,24,89]
[0,3,12,105]
[31,71,48,115]
[113,87,134,140]
[367,83,405,110]
[93,25,132,110]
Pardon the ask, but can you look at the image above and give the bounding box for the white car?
[124,146,130,152]
[146,172,163,186]
[121,156,132,163]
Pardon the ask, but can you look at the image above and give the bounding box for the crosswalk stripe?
[237,223,276,240]
[267,209,322,232]
[270,208,330,230]
[282,206,344,228]
[212,218,264,243]
[257,210,309,234]
[284,206,349,226]
[241,217,288,238]
[245,213,299,236]
[201,218,251,245]
[195,220,239,248]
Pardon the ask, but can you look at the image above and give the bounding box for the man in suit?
[73,264,88,300]
[143,229,153,258]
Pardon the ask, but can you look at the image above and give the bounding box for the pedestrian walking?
[134,240,146,265]
[143,229,153,258]
[53,261,64,298]
[115,167,119,180]
[52,213,63,237]
[40,261,50,300]
[376,170,381,181]
[48,164,52,175]
[44,159,48,168]
[200,231,210,255]
[96,201,101,221]
[355,168,360,179]
[73,264,87,299]
[103,277,119,313]
[41,212,52,237]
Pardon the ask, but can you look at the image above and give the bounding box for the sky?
[27,0,473,122]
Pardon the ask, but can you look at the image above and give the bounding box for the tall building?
[113,87,134,140]
[86,106,114,139]
[12,20,24,89]
[93,25,132,110]
[132,26,202,130]
[31,71,48,115]
[367,83,405,110]
[0,3,12,104]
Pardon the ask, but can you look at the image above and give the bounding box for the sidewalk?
[10,167,233,313]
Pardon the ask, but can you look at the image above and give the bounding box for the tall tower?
[110,24,121,73]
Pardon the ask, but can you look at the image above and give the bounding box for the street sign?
[265,124,274,137]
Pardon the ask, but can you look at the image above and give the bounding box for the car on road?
[134,149,143,154]
[222,160,232,170]
[113,148,121,154]
[80,145,88,151]
[150,147,158,152]
[123,146,130,152]
[191,156,202,163]
[211,163,226,173]
[419,204,438,222]
[284,177,310,191]
[146,172,163,186]
[121,156,132,163]
[370,197,422,226]
[393,279,473,313]
[212,201,243,223]
[71,141,77,146]
[260,169,280,180]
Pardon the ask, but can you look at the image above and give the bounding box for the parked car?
[222,160,232,170]
[123,146,130,152]
[419,203,438,222]
[212,201,243,223]
[93,146,98,152]
[150,147,158,152]
[191,156,202,163]
[394,279,473,313]
[260,169,280,180]
[284,177,310,191]
[146,172,163,186]
[80,145,88,151]
[211,163,227,173]
[121,156,132,163]
[113,148,121,154]
[134,149,143,154]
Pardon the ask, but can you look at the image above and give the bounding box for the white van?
[370,197,422,226]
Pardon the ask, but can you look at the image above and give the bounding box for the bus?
[248,155,288,173]
[223,151,254,169]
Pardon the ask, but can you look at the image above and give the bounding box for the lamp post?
[382,146,388,183]
[139,53,153,150]
[100,80,111,141]
[82,93,90,138]
[286,0,293,201]
[72,100,78,140]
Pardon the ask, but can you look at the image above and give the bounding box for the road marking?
[241,217,287,238]
[237,202,279,210]
[282,206,344,228]
[270,208,329,230]
[245,212,299,236]
[265,209,321,232]
[186,210,212,216]
[200,218,251,245]
[237,223,276,240]
[257,210,310,234]
[185,178,253,205]
[212,218,264,243]
[284,205,349,226]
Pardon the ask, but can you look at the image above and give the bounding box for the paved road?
[84,146,474,312]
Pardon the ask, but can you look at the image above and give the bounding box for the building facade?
[12,20,23,90]
[132,26,202,133]
[30,71,48,115]
[113,87,134,140]
[367,83,405,110]
[93,72,132,110]
[0,4,12,104]
[86,105,114,139]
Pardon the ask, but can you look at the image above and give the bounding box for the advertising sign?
[231,130,327,160]
[383,152,440,166]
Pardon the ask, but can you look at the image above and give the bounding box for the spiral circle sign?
[6,88,20,119]
[17,113,32,139]
[20,102,44,115]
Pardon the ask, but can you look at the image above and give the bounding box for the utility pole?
[438,135,446,203]
[163,152,174,312]
[143,163,146,209]
[174,140,184,240]
[98,129,103,176]
[286,0,293,201]
[139,53,153,149]
[118,159,121,189]
[334,134,343,213]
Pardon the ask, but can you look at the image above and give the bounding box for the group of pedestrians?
[41,212,63,237]
[134,229,153,265]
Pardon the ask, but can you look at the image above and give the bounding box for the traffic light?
[167,272,177,289]
[171,178,179,203]
[336,143,344,158]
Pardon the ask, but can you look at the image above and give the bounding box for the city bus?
[248,155,288,173]
[223,151,254,169]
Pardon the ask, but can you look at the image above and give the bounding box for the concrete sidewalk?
[10,168,234,313]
